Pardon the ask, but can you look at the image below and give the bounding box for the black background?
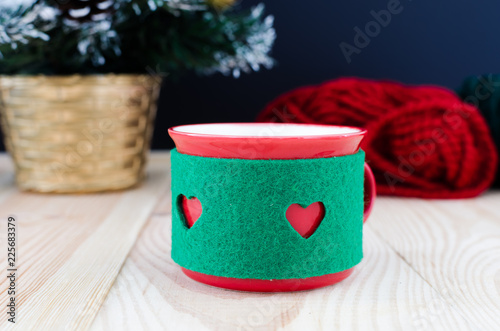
[3,0,500,150]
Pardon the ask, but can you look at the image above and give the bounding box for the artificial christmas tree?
[0,0,275,76]
[0,0,275,192]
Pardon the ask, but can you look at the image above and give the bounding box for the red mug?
[169,123,376,291]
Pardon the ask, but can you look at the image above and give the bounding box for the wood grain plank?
[91,189,471,331]
[0,153,169,330]
[0,156,17,204]
[369,193,500,330]
[3,152,496,330]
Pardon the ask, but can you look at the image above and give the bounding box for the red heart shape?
[286,202,325,238]
[181,195,202,228]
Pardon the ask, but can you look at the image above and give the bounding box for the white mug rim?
[169,123,366,139]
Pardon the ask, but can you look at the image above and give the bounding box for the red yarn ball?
[257,78,498,198]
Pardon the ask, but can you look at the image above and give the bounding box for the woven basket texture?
[0,74,161,193]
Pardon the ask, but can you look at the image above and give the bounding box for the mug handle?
[363,163,376,223]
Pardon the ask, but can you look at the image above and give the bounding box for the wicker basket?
[0,74,161,193]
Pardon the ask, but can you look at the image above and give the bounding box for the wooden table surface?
[1,152,499,331]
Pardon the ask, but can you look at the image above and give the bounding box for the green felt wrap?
[170,149,365,280]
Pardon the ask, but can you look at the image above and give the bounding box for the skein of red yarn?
[257,78,498,198]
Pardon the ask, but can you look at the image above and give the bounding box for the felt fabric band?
[170,149,365,280]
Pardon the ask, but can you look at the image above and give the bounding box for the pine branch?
[0,0,276,76]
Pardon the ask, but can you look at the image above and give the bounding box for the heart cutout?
[286,202,325,238]
[180,195,202,228]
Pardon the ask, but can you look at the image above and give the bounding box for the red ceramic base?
[181,267,354,292]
